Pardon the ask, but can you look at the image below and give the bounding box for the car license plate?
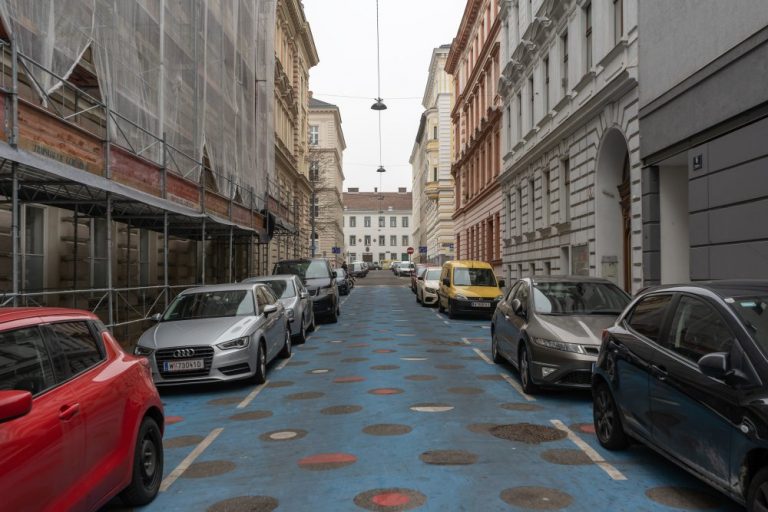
[163,359,204,372]
[471,301,491,308]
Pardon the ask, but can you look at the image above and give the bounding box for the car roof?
[243,275,297,283]
[275,258,324,264]
[0,307,97,325]
[180,283,263,294]
[446,260,493,268]
[639,280,768,299]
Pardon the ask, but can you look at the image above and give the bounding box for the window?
[350,216,356,227]
[349,235,356,246]
[402,235,409,246]
[613,0,624,45]
[584,2,593,72]
[390,216,397,227]
[364,216,371,227]
[390,235,397,246]
[309,125,319,145]
[350,252,357,261]
[49,322,104,377]
[560,158,571,222]
[312,204,319,218]
[378,235,385,246]
[364,235,371,246]
[0,327,55,394]
[24,206,44,292]
[515,186,523,236]
[543,54,550,113]
[433,167,438,182]
[542,170,550,226]
[627,294,673,342]
[528,177,536,231]
[379,252,386,261]
[666,296,734,362]
[516,92,523,139]
[433,125,438,139]
[402,217,409,228]
[379,216,385,228]
[528,76,535,128]
[561,31,569,95]
[309,161,319,181]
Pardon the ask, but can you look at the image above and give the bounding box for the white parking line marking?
[550,419,627,481]
[499,373,536,402]
[275,357,291,371]
[472,347,493,365]
[461,337,472,345]
[160,427,224,492]
[443,321,450,325]
[237,381,269,409]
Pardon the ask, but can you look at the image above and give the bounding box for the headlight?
[455,294,468,301]
[425,287,436,293]
[531,337,585,354]
[217,336,250,350]
[495,295,504,301]
[286,309,295,321]
[134,345,154,356]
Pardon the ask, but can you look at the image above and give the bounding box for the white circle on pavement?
[401,357,427,361]
[311,369,330,374]
[270,431,298,440]
[410,405,454,413]
[330,340,344,343]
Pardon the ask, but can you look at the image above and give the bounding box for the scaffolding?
[0,1,280,343]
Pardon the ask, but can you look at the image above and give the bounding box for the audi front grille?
[155,346,215,379]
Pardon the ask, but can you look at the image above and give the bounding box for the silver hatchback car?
[242,275,315,343]
[135,283,291,386]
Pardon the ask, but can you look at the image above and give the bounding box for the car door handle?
[651,364,668,381]
[59,403,80,421]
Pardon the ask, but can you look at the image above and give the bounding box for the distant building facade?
[638,1,768,283]
[411,45,455,266]
[343,189,413,264]
[446,0,504,275]
[308,95,346,267]
[498,0,642,293]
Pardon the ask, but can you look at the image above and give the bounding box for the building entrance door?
[363,253,373,263]
[618,153,632,292]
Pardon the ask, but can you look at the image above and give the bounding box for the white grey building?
[498,0,641,293]
[343,189,414,264]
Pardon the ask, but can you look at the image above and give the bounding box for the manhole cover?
[447,387,484,395]
[354,488,427,511]
[229,410,273,422]
[207,396,244,406]
[500,403,543,412]
[164,435,204,448]
[500,487,573,509]
[363,424,412,436]
[541,449,592,465]
[267,381,293,388]
[297,453,357,471]
[371,365,400,370]
[645,486,722,509]
[405,374,437,381]
[182,460,236,478]
[285,392,325,400]
[259,429,308,442]
[206,496,278,512]
[420,450,478,465]
[321,405,363,415]
[490,423,567,444]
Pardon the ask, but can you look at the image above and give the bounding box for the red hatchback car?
[0,308,164,511]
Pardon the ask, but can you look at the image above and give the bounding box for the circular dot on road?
[401,357,427,361]
[267,381,294,388]
[259,429,308,442]
[368,388,404,395]
[166,416,184,425]
[349,343,370,348]
[405,374,437,381]
[229,410,273,422]
[410,403,454,413]
[490,423,567,444]
[645,486,723,509]
[476,374,504,381]
[500,487,573,510]
[298,453,357,471]
[541,448,592,465]
[321,405,363,415]
[333,376,366,383]
[182,460,236,479]
[206,496,278,512]
[207,396,245,406]
[329,340,345,343]
[420,450,478,465]
[305,368,333,375]
[447,386,484,395]
[371,365,400,370]
[286,360,309,366]
[165,435,204,448]
[500,402,543,412]
[571,423,596,435]
[285,392,325,400]
[373,349,396,354]
[363,424,412,436]
[354,488,427,511]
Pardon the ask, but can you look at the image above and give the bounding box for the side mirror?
[511,298,525,316]
[332,271,338,278]
[418,276,424,281]
[0,390,32,423]
[300,291,309,299]
[498,279,506,288]
[151,313,162,322]
[263,304,278,316]
[442,278,450,287]
[698,352,729,379]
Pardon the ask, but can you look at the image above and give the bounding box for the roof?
[445,260,495,268]
[309,97,338,109]
[0,307,97,324]
[343,191,412,212]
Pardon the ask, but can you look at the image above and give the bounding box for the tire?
[416,290,421,303]
[253,341,267,384]
[447,300,456,319]
[294,315,307,344]
[328,303,339,323]
[120,417,163,506]
[307,312,316,333]
[491,332,504,364]
[593,381,629,450]
[518,343,539,394]
[438,297,445,313]
[279,326,292,358]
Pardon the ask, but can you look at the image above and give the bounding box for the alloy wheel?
[753,481,768,512]
[140,436,157,486]
[595,387,614,442]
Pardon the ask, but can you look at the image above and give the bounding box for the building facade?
[498,0,642,293]
[343,189,413,264]
[446,0,504,275]
[268,0,318,265]
[411,45,456,266]
[638,1,768,283]
[308,96,346,267]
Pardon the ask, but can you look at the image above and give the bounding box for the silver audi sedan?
[135,283,291,386]
[242,275,315,343]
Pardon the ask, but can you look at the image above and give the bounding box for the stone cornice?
[451,29,501,120]
[280,0,319,67]
[446,0,484,73]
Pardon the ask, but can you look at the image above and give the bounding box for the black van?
[273,259,340,322]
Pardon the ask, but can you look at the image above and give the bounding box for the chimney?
[348,187,359,192]
[398,187,407,193]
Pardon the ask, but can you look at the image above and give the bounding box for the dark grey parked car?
[491,276,630,393]
[273,258,340,322]
[242,275,315,343]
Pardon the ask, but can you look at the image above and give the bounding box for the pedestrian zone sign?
[419,246,428,254]
[331,247,341,254]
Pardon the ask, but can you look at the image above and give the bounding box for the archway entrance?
[595,129,632,292]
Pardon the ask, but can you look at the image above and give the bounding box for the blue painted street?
[108,274,742,511]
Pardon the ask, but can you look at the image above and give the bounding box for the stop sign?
[407,247,414,255]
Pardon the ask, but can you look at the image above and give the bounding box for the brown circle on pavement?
[259,429,308,442]
[321,405,363,415]
[477,374,504,381]
[285,391,325,400]
[342,357,369,363]
[374,349,396,354]
[467,423,501,434]
[229,410,273,422]
[541,449,592,465]
[298,453,357,471]
[182,460,236,478]
[500,487,573,509]
[490,423,567,444]
[164,435,204,448]
[354,488,427,511]
[206,496,278,512]
[405,374,437,381]
[427,349,451,353]
[435,364,464,370]
[267,381,294,388]
[298,346,318,351]
[501,402,543,412]
[645,486,722,509]
[286,360,309,366]
[371,365,400,370]
[207,396,245,406]
[571,422,596,435]
[334,376,366,383]
[420,450,478,465]
[349,343,370,348]
[363,424,412,436]
[447,387,484,395]
[398,343,418,347]
[368,388,404,395]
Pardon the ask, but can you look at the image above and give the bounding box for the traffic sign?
[331,247,341,254]
[418,246,428,254]
[407,247,414,255]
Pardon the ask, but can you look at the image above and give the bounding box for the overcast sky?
[303,0,466,193]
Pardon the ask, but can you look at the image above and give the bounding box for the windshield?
[273,260,330,279]
[728,296,768,353]
[425,269,442,280]
[265,280,295,299]
[453,268,497,287]
[417,267,427,278]
[162,290,255,321]
[532,281,630,315]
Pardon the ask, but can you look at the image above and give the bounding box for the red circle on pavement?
[372,493,411,507]
[298,453,357,471]
[369,388,403,395]
[334,376,366,383]
[374,349,395,353]
[166,416,184,425]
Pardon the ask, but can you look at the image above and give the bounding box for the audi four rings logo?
[174,348,195,358]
